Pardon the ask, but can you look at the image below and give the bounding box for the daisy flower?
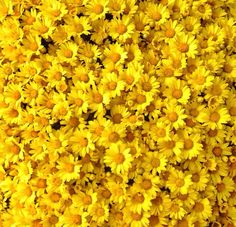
[67,89,89,116]
[88,201,109,225]
[124,44,143,64]
[192,0,212,20]
[215,176,235,203]
[170,32,198,58]
[56,155,81,182]
[69,128,95,157]
[57,41,78,65]
[107,0,126,17]
[39,0,68,21]
[164,77,191,104]
[169,200,187,220]
[179,131,203,159]
[146,2,170,26]
[205,77,229,105]
[189,167,209,191]
[60,208,88,227]
[222,55,236,80]
[191,198,212,220]
[133,12,151,37]
[137,74,160,98]
[160,19,183,41]
[182,16,201,35]
[197,106,231,130]
[32,14,56,39]
[100,72,126,104]
[135,173,160,199]
[123,208,150,227]
[85,0,109,21]
[108,15,135,43]
[103,43,127,66]
[187,65,214,92]
[162,102,187,130]
[64,15,91,39]
[166,168,192,195]
[158,134,184,161]
[104,142,133,175]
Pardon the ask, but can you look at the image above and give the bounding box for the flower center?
[93,4,104,14]
[164,68,174,77]
[217,183,225,192]
[152,12,162,21]
[212,146,222,157]
[112,113,122,124]
[192,173,200,182]
[75,98,83,107]
[178,43,189,53]
[50,192,61,203]
[149,215,159,226]
[223,63,233,73]
[210,112,220,122]
[79,137,88,147]
[37,178,47,188]
[131,212,142,221]
[151,158,160,168]
[142,82,152,92]
[193,202,204,212]
[142,179,152,190]
[176,178,185,187]
[168,112,178,122]
[110,52,121,63]
[117,24,127,34]
[107,81,117,90]
[229,107,236,116]
[49,215,58,224]
[177,219,189,227]
[165,28,175,38]
[83,195,92,205]
[136,94,146,104]
[133,193,144,203]
[76,23,84,33]
[72,215,81,225]
[96,207,105,217]
[9,109,19,118]
[172,89,183,99]
[166,140,175,149]
[64,49,73,58]
[93,92,103,103]
[11,144,20,154]
[114,153,125,164]
[69,117,80,127]
[184,139,193,150]
[109,132,120,143]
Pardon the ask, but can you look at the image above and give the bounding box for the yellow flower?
[170,33,198,58]
[104,142,133,175]
[215,176,235,203]
[146,2,170,26]
[197,106,231,130]
[56,154,81,182]
[57,41,78,65]
[85,0,109,20]
[164,77,191,104]
[142,151,167,175]
[187,65,214,91]
[108,15,135,42]
[163,102,187,130]
[166,168,192,194]
[191,198,212,220]
[88,201,109,225]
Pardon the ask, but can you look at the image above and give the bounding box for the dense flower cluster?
[0,0,236,226]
